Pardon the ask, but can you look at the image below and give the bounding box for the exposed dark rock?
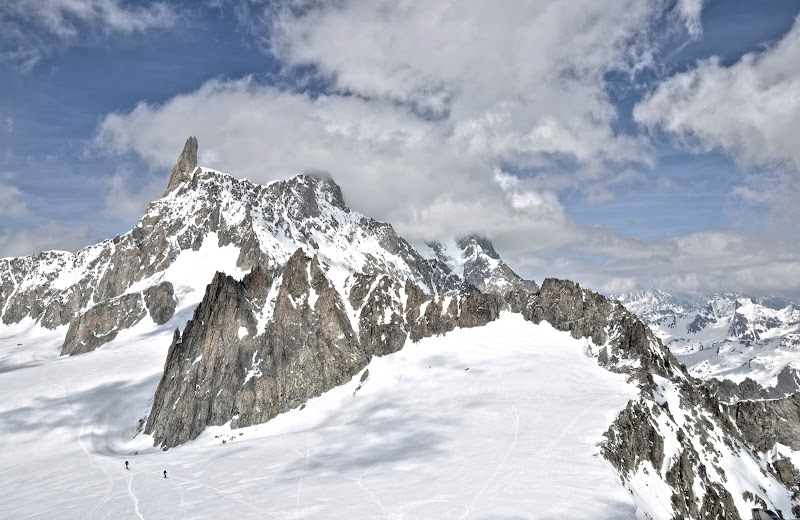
[770,366,800,400]
[727,394,800,452]
[146,251,366,448]
[164,136,198,196]
[705,377,769,403]
[61,293,147,356]
[729,312,759,341]
[699,483,740,520]
[242,265,273,304]
[144,282,177,325]
[770,457,800,498]
[457,290,502,329]
[456,234,500,260]
[348,272,374,310]
[688,313,714,334]
[403,281,451,341]
[524,278,612,346]
[145,271,261,447]
[667,447,699,518]
[603,399,664,476]
[357,275,407,357]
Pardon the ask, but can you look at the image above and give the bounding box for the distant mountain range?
[616,290,800,401]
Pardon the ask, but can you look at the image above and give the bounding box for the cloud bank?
[88,1,800,298]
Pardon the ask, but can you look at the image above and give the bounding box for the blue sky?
[2,0,800,297]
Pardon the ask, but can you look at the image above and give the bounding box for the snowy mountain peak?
[455,234,500,260]
[164,135,198,196]
[0,140,473,355]
[421,235,538,295]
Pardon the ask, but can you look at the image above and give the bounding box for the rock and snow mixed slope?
[419,235,539,295]
[617,291,800,400]
[3,138,800,519]
[145,248,502,447]
[0,138,464,356]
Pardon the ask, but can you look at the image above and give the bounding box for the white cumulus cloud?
[0,0,178,69]
[88,1,800,298]
[635,15,800,171]
[0,175,28,218]
[95,0,702,247]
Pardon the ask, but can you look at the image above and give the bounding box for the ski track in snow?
[355,471,393,519]
[42,368,118,520]
[168,474,189,520]
[459,371,519,520]
[126,470,145,520]
[171,475,280,519]
[294,433,318,516]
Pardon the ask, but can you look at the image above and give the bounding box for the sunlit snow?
[0,314,640,519]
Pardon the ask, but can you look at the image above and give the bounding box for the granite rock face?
[728,393,800,452]
[146,255,682,449]
[705,377,770,403]
[60,282,178,355]
[145,271,263,447]
[164,136,198,196]
[61,293,147,356]
[517,278,613,345]
[147,249,508,448]
[144,282,177,326]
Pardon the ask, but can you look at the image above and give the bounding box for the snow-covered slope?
[0,314,641,519]
[617,291,800,399]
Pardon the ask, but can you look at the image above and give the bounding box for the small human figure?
[163,470,168,479]
[125,461,129,470]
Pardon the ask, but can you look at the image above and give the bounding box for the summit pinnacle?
[164,136,199,195]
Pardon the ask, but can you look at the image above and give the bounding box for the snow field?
[0,313,640,519]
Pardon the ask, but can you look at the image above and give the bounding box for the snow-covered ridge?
[0,143,469,355]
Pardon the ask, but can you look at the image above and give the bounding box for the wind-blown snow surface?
[0,314,639,519]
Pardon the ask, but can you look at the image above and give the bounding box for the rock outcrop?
[146,262,688,450]
[61,293,147,356]
[146,248,508,448]
[144,282,177,326]
[164,136,198,195]
[728,393,800,452]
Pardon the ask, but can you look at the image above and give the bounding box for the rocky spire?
[164,136,198,196]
